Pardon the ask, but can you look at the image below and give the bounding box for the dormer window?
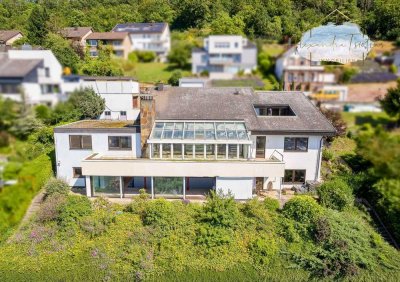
[254,105,295,116]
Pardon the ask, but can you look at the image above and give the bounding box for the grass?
[341,111,396,132]
[262,43,285,57]
[119,62,191,84]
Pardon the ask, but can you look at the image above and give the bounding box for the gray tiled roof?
[152,87,336,135]
[0,57,42,78]
[87,32,129,40]
[112,22,168,34]
[0,30,21,44]
[61,27,92,39]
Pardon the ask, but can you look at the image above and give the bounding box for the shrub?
[44,178,70,197]
[128,51,138,63]
[135,51,156,62]
[322,149,334,161]
[276,217,301,242]
[282,196,323,224]
[264,197,280,212]
[167,70,182,86]
[314,216,331,243]
[200,190,240,228]
[36,194,67,222]
[142,199,175,228]
[195,225,232,247]
[249,235,278,265]
[3,162,23,180]
[57,195,92,227]
[317,179,354,211]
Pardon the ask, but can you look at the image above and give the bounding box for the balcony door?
[256,136,266,158]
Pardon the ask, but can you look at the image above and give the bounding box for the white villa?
[54,87,336,200]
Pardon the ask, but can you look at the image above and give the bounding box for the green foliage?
[340,67,358,83]
[135,50,156,63]
[258,51,273,76]
[36,194,67,223]
[200,190,240,228]
[57,195,92,227]
[44,178,70,197]
[168,70,182,86]
[282,196,323,224]
[67,87,106,119]
[380,80,400,123]
[127,51,138,63]
[2,162,22,180]
[248,235,278,265]
[142,198,176,228]
[80,47,123,76]
[43,33,80,73]
[263,197,280,212]
[27,5,49,46]
[317,179,354,211]
[0,131,9,148]
[34,105,51,123]
[9,116,43,140]
[167,41,191,68]
[209,11,245,35]
[389,64,397,74]
[195,225,233,247]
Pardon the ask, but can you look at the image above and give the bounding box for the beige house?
[61,27,93,47]
[86,32,132,59]
[0,30,23,46]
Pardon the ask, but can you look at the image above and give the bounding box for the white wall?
[215,177,254,199]
[99,94,140,120]
[250,134,323,186]
[206,35,244,54]
[55,131,141,187]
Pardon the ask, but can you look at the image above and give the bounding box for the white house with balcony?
[54,87,335,200]
[112,22,170,62]
[192,35,257,79]
[0,50,63,105]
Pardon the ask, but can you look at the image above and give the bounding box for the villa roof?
[54,120,139,133]
[152,87,336,135]
[112,22,168,34]
[61,27,92,39]
[86,32,129,40]
[0,57,42,78]
[0,30,22,44]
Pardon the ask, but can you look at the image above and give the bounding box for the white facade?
[55,130,141,187]
[216,177,254,200]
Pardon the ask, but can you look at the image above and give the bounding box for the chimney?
[140,95,155,157]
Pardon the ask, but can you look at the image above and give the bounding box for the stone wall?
[139,95,155,157]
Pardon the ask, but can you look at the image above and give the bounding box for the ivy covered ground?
[0,186,399,281]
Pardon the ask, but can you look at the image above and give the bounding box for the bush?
[200,190,240,228]
[282,196,323,224]
[195,225,233,247]
[142,199,175,228]
[264,197,280,212]
[317,179,354,211]
[135,51,156,62]
[128,51,138,63]
[322,149,334,161]
[249,235,278,265]
[57,195,92,227]
[2,162,23,180]
[44,178,70,197]
[168,70,182,86]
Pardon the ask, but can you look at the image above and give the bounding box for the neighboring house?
[62,75,140,120]
[192,35,257,79]
[60,27,93,47]
[275,47,335,92]
[179,77,209,88]
[86,32,132,59]
[112,22,170,62]
[54,87,335,200]
[0,50,64,105]
[0,30,23,46]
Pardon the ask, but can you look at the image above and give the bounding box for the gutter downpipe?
[315,137,323,181]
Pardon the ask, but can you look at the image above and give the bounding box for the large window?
[173,144,182,159]
[184,144,194,159]
[154,177,183,198]
[108,136,132,150]
[152,143,160,158]
[256,136,266,158]
[69,135,92,150]
[255,105,295,116]
[92,176,120,198]
[284,137,308,152]
[206,144,215,159]
[195,144,204,159]
[217,144,226,159]
[228,144,238,159]
[162,144,172,158]
[284,170,306,184]
[72,167,83,178]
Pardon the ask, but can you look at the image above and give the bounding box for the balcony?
[209,54,241,65]
[81,153,285,178]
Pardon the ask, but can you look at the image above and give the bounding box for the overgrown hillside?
[0,189,399,281]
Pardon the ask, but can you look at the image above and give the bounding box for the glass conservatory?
[148,121,252,160]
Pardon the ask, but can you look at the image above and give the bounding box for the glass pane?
[154,177,183,198]
[152,130,162,139]
[184,144,194,159]
[162,130,173,139]
[152,144,160,158]
[296,138,308,151]
[256,136,266,158]
[155,122,164,129]
[82,136,92,149]
[236,123,246,130]
[206,144,215,159]
[164,123,174,130]
[194,123,205,139]
[162,144,172,158]
[227,130,237,140]
[217,144,226,159]
[92,176,120,198]
[239,144,248,159]
[173,123,184,139]
[195,144,204,159]
[237,130,247,140]
[228,144,238,159]
[120,137,132,149]
[69,135,81,149]
[284,170,293,183]
[173,144,182,159]
[284,138,296,151]
[294,170,306,183]
[109,136,120,149]
[184,122,194,139]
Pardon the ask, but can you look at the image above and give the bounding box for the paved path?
[20,190,46,225]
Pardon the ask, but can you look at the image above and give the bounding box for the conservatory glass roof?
[150,121,249,141]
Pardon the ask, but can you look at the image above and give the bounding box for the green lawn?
[341,111,396,132]
[121,62,191,84]
[262,43,285,57]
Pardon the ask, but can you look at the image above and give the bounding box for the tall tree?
[27,5,49,46]
[380,80,400,125]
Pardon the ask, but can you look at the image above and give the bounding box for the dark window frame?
[104,111,111,116]
[255,105,295,116]
[284,169,306,184]
[256,136,266,158]
[284,137,308,152]
[108,136,132,150]
[69,135,92,150]
[72,167,83,178]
